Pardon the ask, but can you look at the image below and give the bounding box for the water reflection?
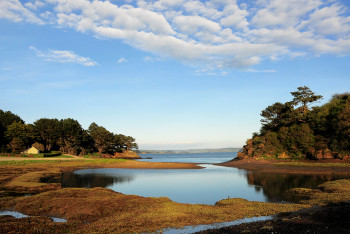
[62,170,134,188]
[245,171,350,202]
[61,166,350,204]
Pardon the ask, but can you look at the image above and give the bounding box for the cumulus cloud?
[29,46,98,66]
[117,57,128,63]
[0,0,44,24]
[4,0,350,69]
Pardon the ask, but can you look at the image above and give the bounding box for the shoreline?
[217,158,350,174]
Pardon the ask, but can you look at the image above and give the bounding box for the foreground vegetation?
[239,87,350,160]
[0,158,350,233]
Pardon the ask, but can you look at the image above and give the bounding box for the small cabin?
[23,146,40,154]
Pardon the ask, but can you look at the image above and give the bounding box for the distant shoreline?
[138,148,241,154]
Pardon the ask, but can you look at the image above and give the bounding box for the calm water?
[61,152,350,205]
[138,152,235,164]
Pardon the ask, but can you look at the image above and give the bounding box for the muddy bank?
[218,158,350,174]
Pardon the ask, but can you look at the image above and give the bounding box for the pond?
[61,152,350,205]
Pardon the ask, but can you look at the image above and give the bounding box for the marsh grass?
[0,187,309,233]
[1,159,350,233]
[289,179,350,206]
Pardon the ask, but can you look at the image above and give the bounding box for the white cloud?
[25,1,45,11]
[143,56,162,62]
[29,46,98,66]
[117,57,128,63]
[2,0,350,70]
[0,0,44,24]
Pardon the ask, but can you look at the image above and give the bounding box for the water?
[61,152,350,205]
[163,215,274,233]
[138,152,234,164]
[0,210,67,222]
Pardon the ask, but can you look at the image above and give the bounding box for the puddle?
[51,217,67,222]
[0,210,67,223]
[0,210,29,218]
[162,215,274,233]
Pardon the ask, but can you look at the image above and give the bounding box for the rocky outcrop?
[113,151,141,159]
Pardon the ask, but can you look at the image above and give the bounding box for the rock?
[278,152,290,159]
[314,149,335,159]
[113,151,141,159]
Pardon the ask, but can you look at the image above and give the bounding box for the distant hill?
[137,148,241,154]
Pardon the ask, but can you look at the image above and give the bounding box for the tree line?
[0,110,138,155]
[238,86,350,160]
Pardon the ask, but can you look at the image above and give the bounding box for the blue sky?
[1,0,350,150]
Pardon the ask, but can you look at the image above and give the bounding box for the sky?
[1,0,350,150]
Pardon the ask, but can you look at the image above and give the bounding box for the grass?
[289,179,350,206]
[0,160,75,166]
[55,155,74,158]
[0,153,73,158]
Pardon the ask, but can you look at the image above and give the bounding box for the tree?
[88,123,114,155]
[8,137,25,153]
[5,122,35,152]
[114,134,138,152]
[0,110,24,152]
[33,118,60,152]
[58,119,84,155]
[80,130,95,156]
[260,102,294,131]
[291,86,322,113]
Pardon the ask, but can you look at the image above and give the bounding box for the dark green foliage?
[5,122,36,152]
[114,134,138,152]
[33,118,60,152]
[88,122,114,155]
[0,110,138,156]
[57,118,85,155]
[291,86,323,111]
[243,87,349,160]
[260,102,294,131]
[0,110,24,152]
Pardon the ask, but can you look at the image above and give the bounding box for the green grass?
[0,160,74,166]
[0,158,126,166]
[54,155,74,158]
